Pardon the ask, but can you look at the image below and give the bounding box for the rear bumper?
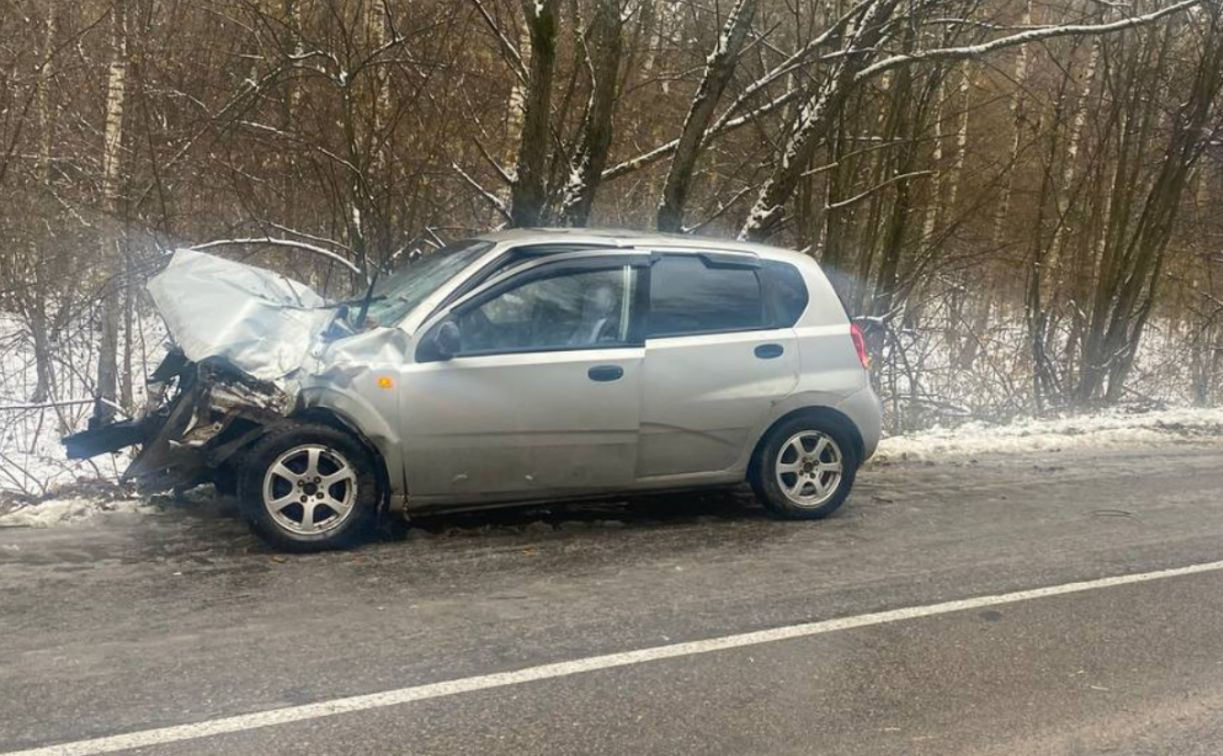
[836,385,883,459]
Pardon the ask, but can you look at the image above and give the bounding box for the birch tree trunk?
[28,0,57,403]
[919,77,946,246]
[36,2,55,187]
[502,18,530,206]
[288,0,304,120]
[1047,33,1102,270]
[93,0,129,424]
[945,66,969,224]
[922,63,970,245]
[366,0,390,175]
[989,0,1032,252]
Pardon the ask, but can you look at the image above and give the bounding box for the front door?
[399,254,646,505]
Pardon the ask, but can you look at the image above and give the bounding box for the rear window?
[647,254,764,337]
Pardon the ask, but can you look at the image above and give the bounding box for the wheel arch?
[747,406,865,480]
[292,407,393,513]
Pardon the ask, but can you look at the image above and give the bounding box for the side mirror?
[432,320,462,360]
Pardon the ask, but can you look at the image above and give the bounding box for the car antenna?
[354,266,380,327]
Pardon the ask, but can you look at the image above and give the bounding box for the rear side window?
[647,254,764,337]
[762,260,808,326]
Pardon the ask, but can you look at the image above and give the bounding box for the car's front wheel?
[751,413,860,519]
[237,422,379,552]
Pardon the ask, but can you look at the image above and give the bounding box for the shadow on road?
[402,486,770,536]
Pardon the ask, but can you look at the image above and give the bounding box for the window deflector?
[695,251,761,269]
[643,248,768,339]
[425,242,622,320]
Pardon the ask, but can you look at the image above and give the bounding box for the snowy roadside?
[0,496,157,528]
[2,311,167,499]
[874,406,1223,462]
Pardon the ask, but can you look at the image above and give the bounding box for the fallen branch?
[186,237,365,277]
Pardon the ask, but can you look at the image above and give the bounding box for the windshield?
[363,240,493,327]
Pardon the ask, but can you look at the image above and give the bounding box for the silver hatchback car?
[66,229,881,551]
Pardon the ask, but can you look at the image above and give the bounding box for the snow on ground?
[0,495,157,528]
[875,405,1223,461]
[1,311,165,498]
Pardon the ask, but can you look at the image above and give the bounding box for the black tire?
[237,421,379,552]
[750,412,860,520]
[213,463,238,498]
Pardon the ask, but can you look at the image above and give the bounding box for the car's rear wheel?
[237,422,379,552]
[751,413,859,519]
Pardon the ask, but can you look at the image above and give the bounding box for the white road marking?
[10,558,1223,755]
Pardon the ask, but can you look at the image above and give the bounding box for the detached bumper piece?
[61,351,294,492]
[63,418,154,460]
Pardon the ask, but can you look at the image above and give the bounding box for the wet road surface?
[2,444,1223,754]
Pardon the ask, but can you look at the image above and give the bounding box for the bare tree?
[4,0,1223,465]
[655,0,758,232]
[510,0,560,226]
[1073,6,1223,403]
[559,0,627,226]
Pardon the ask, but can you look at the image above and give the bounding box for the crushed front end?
[61,247,407,502]
[64,349,295,492]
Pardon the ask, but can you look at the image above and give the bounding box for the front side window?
[453,265,634,355]
[647,254,765,337]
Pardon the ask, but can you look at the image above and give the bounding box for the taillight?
[850,323,870,369]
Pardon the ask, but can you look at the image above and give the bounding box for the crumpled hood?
[147,249,338,382]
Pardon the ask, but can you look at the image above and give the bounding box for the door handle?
[754,343,784,359]
[587,365,624,382]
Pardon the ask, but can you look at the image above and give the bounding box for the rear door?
[399,253,648,504]
[637,251,801,480]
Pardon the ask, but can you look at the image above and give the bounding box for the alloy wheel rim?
[775,430,843,507]
[262,444,358,536]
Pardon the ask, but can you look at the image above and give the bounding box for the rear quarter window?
[762,260,809,327]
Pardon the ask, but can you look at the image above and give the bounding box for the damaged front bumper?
[64,350,295,492]
[62,248,389,495]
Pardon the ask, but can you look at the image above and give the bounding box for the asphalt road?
[3,443,1223,754]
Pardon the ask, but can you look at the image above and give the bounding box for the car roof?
[474,227,812,266]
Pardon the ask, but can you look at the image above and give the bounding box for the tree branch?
[856,0,1203,82]
[826,170,933,210]
[470,0,529,84]
[452,163,513,222]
